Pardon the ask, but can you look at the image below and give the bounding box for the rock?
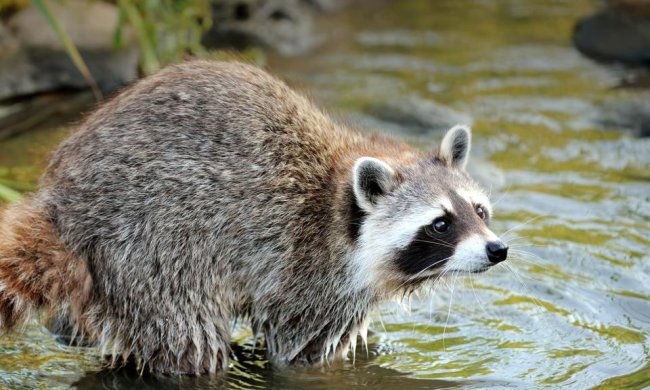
[363,96,473,136]
[353,96,498,189]
[203,0,316,55]
[0,23,19,55]
[596,95,650,137]
[0,91,95,141]
[608,0,650,17]
[0,0,139,101]
[573,3,650,65]
[301,0,345,11]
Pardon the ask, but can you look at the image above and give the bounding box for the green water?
[1,0,649,388]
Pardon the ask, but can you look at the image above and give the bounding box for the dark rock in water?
[596,95,650,137]
[301,0,346,11]
[0,91,95,141]
[0,0,139,101]
[364,96,473,136]
[616,67,650,88]
[352,99,498,188]
[204,0,321,55]
[573,4,650,65]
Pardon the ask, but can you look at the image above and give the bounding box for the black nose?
[486,241,508,264]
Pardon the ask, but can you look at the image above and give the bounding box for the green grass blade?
[0,182,22,203]
[0,178,35,192]
[112,6,126,49]
[32,0,104,101]
[119,0,160,74]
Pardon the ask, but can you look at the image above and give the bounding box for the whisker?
[507,256,537,267]
[425,266,454,323]
[391,256,453,294]
[468,274,491,318]
[413,236,455,247]
[442,271,459,351]
[503,239,545,247]
[489,184,513,209]
[410,239,456,249]
[498,215,546,240]
[510,253,543,262]
[503,236,541,244]
[505,241,545,249]
[406,258,451,280]
[509,249,546,263]
[507,253,542,266]
[502,262,555,325]
[494,261,565,342]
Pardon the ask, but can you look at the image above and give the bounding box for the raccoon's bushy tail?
[0,198,93,332]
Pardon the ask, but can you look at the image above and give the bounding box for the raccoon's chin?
[404,266,491,286]
[444,266,491,274]
[401,264,493,288]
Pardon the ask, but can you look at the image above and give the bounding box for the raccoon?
[0,61,508,375]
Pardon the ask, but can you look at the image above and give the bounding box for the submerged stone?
[203,0,318,55]
[573,2,650,65]
[0,0,139,101]
[596,94,650,137]
[364,96,473,136]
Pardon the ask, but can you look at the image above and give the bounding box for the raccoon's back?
[40,61,352,290]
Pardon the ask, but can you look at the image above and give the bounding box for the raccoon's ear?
[352,157,398,212]
[440,125,471,169]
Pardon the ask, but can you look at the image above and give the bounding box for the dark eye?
[476,205,487,220]
[432,217,450,233]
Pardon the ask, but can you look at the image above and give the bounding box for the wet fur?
[0,199,93,336]
[0,61,484,375]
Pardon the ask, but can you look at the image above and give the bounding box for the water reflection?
[72,344,467,390]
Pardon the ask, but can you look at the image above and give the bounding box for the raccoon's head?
[350,125,507,292]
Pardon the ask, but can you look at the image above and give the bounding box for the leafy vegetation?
[32,0,104,100]
[25,0,215,98]
[114,0,213,75]
[0,182,21,202]
[0,0,248,202]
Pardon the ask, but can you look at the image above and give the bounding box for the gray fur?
[16,61,492,374]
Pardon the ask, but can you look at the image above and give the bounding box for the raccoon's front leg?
[288,330,356,365]
[143,331,230,375]
[125,310,233,375]
[261,317,358,366]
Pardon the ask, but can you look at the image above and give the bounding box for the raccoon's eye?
[476,205,487,220]
[432,217,450,233]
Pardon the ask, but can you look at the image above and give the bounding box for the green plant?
[116,0,213,75]
[32,0,104,100]
[0,182,21,203]
[33,0,215,98]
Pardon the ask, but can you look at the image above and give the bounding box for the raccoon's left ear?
[352,157,399,212]
[440,125,471,169]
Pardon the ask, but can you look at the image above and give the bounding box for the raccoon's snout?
[486,241,508,264]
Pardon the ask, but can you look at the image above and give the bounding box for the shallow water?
[1,0,649,388]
